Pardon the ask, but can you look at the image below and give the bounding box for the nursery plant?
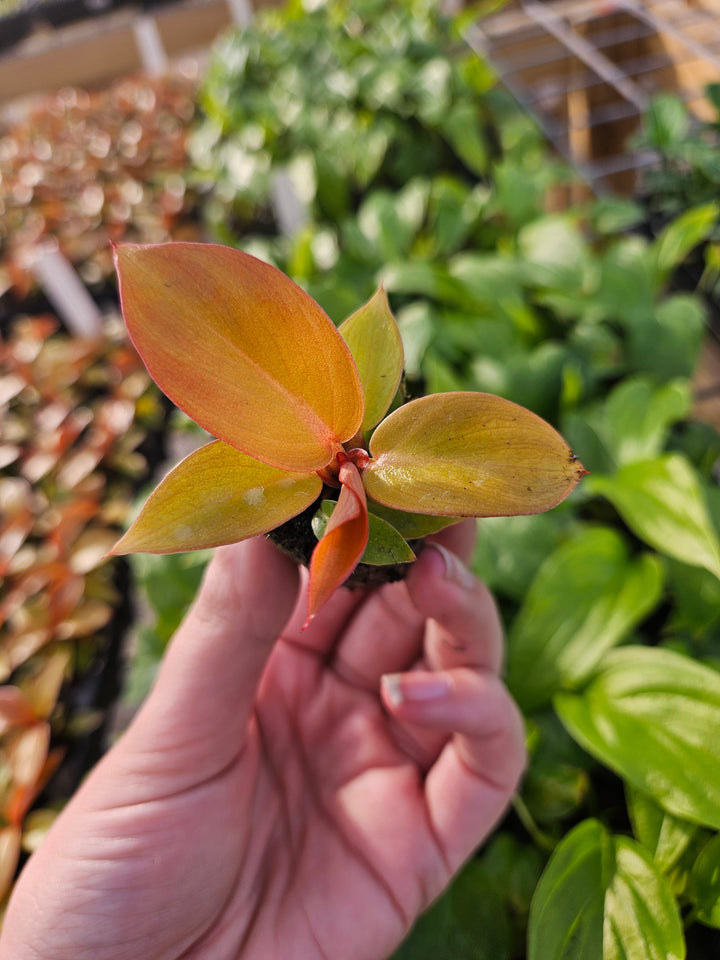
[110,241,584,624]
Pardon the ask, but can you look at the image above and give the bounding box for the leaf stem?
[512,794,557,853]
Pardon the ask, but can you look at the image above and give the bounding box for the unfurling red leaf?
[339,287,404,431]
[307,461,369,624]
[364,392,584,516]
[114,243,363,472]
[313,500,416,565]
[111,441,322,555]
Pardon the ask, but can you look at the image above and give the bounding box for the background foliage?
[2,0,720,954]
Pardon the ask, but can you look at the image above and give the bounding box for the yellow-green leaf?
[339,286,403,431]
[115,243,363,472]
[111,441,322,554]
[313,500,416,565]
[364,392,584,516]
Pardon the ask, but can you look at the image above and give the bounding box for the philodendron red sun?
[111,242,585,625]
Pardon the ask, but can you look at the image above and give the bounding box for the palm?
[1,531,525,960]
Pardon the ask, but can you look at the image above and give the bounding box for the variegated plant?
[111,243,585,624]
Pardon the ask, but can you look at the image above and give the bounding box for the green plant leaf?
[604,836,686,960]
[507,528,663,711]
[642,94,690,151]
[626,785,698,873]
[652,202,719,278]
[586,454,720,580]
[692,832,720,927]
[312,500,415,565]
[601,377,691,467]
[112,441,322,554]
[528,819,685,960]
[364,392,585,517]
[527,819,606,960]
[555,646,720,829]
[619,293,705,382]
[366,500,462,539]
[339,287,404,431]
[472,513,566,601]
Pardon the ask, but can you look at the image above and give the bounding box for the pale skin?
[0,520,525,960]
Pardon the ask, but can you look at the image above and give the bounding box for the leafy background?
[2,0,720,955]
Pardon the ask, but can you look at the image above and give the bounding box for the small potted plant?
[111,242,584,624]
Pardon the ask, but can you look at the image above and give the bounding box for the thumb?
[122,536,300,773]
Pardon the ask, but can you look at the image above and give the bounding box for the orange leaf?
[306,460,369,625]
[364,392,585,516]
[114,243,364,472]
[111,441,323,555]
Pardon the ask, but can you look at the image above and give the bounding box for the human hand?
[0,520,525,960]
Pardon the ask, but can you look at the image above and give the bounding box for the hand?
[0,521,525,960]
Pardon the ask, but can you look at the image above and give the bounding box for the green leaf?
[642,94,689,151]
[517,214,589,292]
[652,202,719,278]
[472,513,566,601]
[692,832,720,927]
[626,785,698,873]
[528,820,685,960]
[527,819,606,960]
[366,500,462,540]
[604,836,686,960]
[601,377,691,467]
[507,528,663,711]
[555,646,720,829]
[629,293,706,381]
[586,454,720,580]
[312,500,415,565]
[339,287,404,431]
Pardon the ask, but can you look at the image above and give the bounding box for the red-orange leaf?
[114,243,364,472]
[111,441,323,555]
[306,460,369,625]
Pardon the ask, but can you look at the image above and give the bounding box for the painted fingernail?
[426,542,476,591]
[381,672,452,707]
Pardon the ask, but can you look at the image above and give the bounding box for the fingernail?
[381,672,452,707]
[426,542,476,591]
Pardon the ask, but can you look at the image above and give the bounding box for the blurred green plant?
[123,2,720,956]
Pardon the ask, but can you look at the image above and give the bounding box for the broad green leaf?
[604,836,685,960]
[517,214,589,292]
[527,819,606,960]
[473,513,566,602]
[642,94,689,150]
[112,441,322,554]
[507,528,663,711]
[529,820,685,960]
[626,785,698,873]
[364,392,585,517]
[312,500,416,565]
[556,646,720,829]
[653,202,719,278]
[339,287,403,431]
[114,243,363,472]
[601,377,691,467]
[366,499,462,540]
[692,832,720,927]
[586,454,720,580]
[628,294,705,381]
